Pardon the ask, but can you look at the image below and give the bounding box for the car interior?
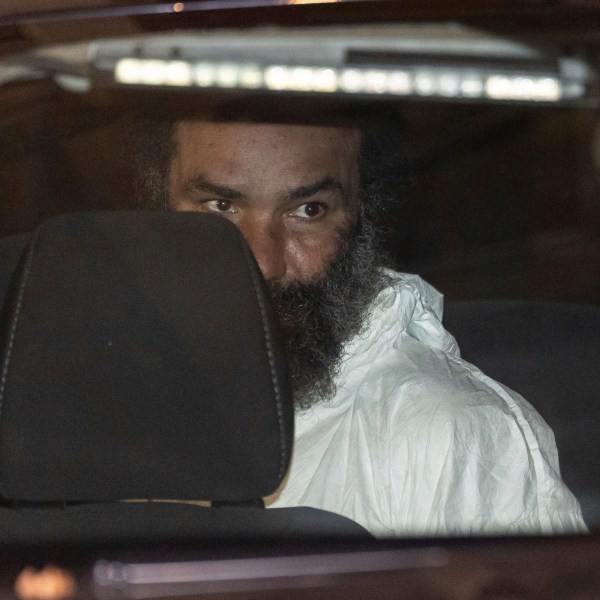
[0,1,599,598]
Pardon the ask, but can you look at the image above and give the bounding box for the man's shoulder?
[348,342,523,437]
[338,305,557,470]
[343,268,517,428]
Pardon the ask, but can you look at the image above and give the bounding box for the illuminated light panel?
[140,60,168,85]
[535,77,561,101]
[194,62,216,87]
[437,73,461,97]
[414,71,436,96]
[339,69,364,93]
[363,70,387,94]
[290,67,314,91]
[387,71,412,95]
[312,68,337,92]
[164,60,192,86]
[238,65,263,89]
[486,75,512,98]
[113,59,570,104]
[460,75,485,98]
[114,58,193,86]
[215,63,239,87]
[338,69,412,95]
[486,74,562,101]
[264,65,337,93]
[514,77,536,99]
[264,65,289,90]
[114,58,143,84]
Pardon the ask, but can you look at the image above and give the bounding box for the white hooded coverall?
[270,271,587,538]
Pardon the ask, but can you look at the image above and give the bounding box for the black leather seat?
[444,299,600,529]
[0,212,370,545]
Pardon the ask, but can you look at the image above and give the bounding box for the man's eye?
[203,199,236,213]
[291,202,326,219]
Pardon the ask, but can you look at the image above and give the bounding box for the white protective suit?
[269,271,587,538]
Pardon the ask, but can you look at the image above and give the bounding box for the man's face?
[169,120,362,283]
[166,118,386,408]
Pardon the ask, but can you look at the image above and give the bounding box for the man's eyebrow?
[285,177,345,202]
[184,175,243,201]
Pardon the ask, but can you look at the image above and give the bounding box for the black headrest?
[0,212,293,504]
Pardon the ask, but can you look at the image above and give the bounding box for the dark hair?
[132,112,410,227]
[357,117,411,225]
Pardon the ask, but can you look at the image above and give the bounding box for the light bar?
[113,57,576,103]
[485,75,561,102]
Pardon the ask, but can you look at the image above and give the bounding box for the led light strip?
[114,58,566,102]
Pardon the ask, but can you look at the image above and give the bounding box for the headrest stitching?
[238,241,287,482]
[0,236,37,496]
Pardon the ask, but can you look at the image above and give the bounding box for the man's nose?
[238,218,287,282]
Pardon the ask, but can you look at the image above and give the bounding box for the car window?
[0,1,599,543]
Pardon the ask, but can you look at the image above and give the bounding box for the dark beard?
[268,216,390,411]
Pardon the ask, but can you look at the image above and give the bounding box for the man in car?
[138,115,586,538]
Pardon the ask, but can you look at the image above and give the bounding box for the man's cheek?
[284,241,338,283]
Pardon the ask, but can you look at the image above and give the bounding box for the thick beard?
[267,215,390,411]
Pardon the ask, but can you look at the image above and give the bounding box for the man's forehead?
[170,120,362,200]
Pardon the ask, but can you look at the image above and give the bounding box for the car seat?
[0,212,370,545]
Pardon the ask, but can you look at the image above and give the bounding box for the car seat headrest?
[0,211,293,504]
